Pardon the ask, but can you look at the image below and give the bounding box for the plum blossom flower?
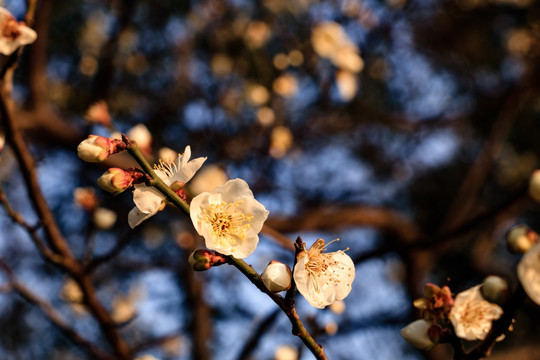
[449,285,503,341]
[128,146,206,228]
[293,239,355,309]
[518,241,540,305]
[189,179,269,258]
[0,8,37,56]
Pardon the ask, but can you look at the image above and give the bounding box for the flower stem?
[125,139,328,359]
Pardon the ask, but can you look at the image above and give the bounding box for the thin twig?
[0,258,115,360]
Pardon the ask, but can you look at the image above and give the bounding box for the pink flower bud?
[97,168,134,195]
[77,135,113,162]
[188,249,226,271]
[261,261,292,292]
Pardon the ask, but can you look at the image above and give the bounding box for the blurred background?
[1,0,540,359]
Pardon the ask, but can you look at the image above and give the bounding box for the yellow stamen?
[200,200,253,248]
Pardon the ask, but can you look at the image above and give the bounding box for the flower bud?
[97,168,133,195]
[261,261,292,292]
[529,170,540,203]
[188,249,226,271]
[481,275,510,306]
[93,207,117,230]
[401,319,436,351]
[77,135,113,162]
[506,224,538,254]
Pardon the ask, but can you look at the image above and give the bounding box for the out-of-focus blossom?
[336,70,358,101]
[92,207,117,230]
[401,320,436,351]
[293,239,355,309]
[449,285,503,341]
[111,295,136,324]
[246,83,270,106]
[256,106,275,127]
[85,101,111,127]
[506,28,533,56]
[60,279,86,315]
[261,261,292,292]
[190,179,269,258]
[77,135,114,162]
[288,50,304,67]
[127,124,152,155]
[211,54,234,77]
[188,164,228,195]
[97,168,134,195]
[0,8,37,56]
[273,74,298,98]
[73,187,98,212]
[311,22,364,73]
[273,53,289,70]
[528,170,540,203]
[128,146,206,228]
[270,125,293,158]
[274,345,298,360]
[331,45,364,73]
[244,21,271,49]
[0,131,5,157]
[329,300,346,315]
[506,224,538,254]
[518,241,540,305]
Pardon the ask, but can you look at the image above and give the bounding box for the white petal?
[17,26,37,46]
[133,184,165,214]
[219,179,255,202]
[330,251,355,301]
[171,145,206,183]
[518,241,540,305]
[128,207,155,228]
[189,191,209,234]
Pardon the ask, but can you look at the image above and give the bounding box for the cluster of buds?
[188,249,227,271]
[413,283,454,325]
[77,135,127,162]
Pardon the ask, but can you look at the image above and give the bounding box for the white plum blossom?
[518,241,540,305]
[128,146,206,228]
[449,285,503,341]
[189,179,269,258]
[0,8,37,56]
[293,239,355,309]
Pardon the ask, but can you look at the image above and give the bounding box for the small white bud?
[506,224,538,254]
[481,276,509,305]
[401,320,435,351]
[77,135,112,162]
[261,261,292,292]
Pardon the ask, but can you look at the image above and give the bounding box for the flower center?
[201,201,253,248]
[2,18,21,40]
[155,157,178,179]
[304,239,351,292]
